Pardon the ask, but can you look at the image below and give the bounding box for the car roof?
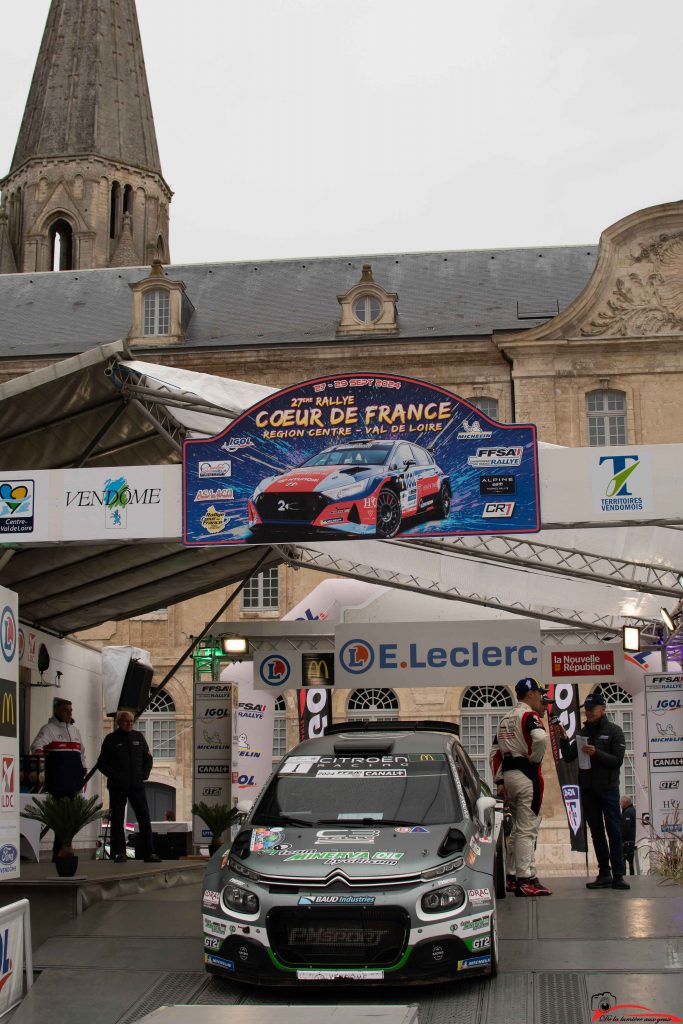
[286,728,455,758]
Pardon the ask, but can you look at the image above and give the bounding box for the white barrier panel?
[645,673,683,841]
[0,899,32,1019]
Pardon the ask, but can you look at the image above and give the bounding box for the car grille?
[255,492,327,521]
[267,906,409,967]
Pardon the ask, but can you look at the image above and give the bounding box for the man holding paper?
[557,691,630,890]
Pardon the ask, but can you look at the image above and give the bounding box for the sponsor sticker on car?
[206,954,235,971]
[457,955,492,970]
[298,894,376,905]
[467,888,491,905]
[202,890,220,909]
[203,915,229,937]
[204,937,221,950]
[297,971,384,981]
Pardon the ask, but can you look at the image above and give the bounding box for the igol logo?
[259,655,290,687]
[339,639,375,674]
[0,608,16,664]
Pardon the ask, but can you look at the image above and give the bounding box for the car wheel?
[489,916,498,977]
[375,488,402,538]
[433,481,451,520]
[494,828,506,900]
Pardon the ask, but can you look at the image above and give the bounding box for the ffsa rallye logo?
[339,637,539,675]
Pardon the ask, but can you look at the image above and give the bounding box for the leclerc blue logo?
[259,654,291,687]
[339,639,375,675]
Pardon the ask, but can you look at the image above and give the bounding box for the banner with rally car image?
[183,373,540,545]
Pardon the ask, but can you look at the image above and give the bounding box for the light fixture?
[622,626,640,653]
[222,636,248,656]
[660,608,675,633]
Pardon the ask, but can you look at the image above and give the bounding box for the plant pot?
[208,838,222,856]
[55,855,79,877]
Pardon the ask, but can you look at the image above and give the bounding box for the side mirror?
[403,459,416,468]
[475,795,496,833]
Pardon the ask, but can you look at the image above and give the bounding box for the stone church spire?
[0,0,172,273]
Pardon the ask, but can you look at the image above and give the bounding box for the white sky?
[1,1,682,266]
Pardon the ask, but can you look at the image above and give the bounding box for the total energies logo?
[0,607,16,664]
[339,640,375,675]
[259,655,291,687]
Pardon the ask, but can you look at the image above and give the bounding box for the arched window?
[465,396,499,421]
[352,294,382,324]
[460,685,514,789]
[49,219,73,271]
[137,688,176,759]
[123,184,133,216]
[593,684,634,800]
[143,288,170,336]
[347,688,399,722]
[586,390,627,446]
[272,694,288,765]
[110,181,121,239]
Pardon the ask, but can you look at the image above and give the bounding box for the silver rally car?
[202,721,505,985]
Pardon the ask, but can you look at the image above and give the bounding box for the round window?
[352,294,382,324]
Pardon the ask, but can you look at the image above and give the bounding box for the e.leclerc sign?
[183,374,540,545]
[335,621,542,688]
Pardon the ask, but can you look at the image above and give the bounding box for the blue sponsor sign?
[206,954,235,971]
[183,374,540,545]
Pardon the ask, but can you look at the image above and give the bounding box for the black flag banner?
[298,653,334,742]
[547,681,587,853]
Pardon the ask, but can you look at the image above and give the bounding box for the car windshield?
[303,445,391,467]
[252,753,462,827]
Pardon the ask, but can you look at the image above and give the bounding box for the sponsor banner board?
[545,682,587,852]
[298,686,333,742]
[335,620,541,688]
[0,472,50,540]
[182,374,540,545]
[0,589,19,880]
[192,679,236,844]
[222,666,275,802]
[645,674,683,839]
[542,643,623,685]
[0,910,25,1015]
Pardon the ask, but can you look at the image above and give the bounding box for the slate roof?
[0,245,598,360]
[7,0,162,176]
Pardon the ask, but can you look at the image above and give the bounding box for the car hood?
[237,822,473,879]
[263,466,377,493]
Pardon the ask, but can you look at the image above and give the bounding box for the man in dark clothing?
[558,691,630,890]
[621,796,636,875]
[96,711,161,864]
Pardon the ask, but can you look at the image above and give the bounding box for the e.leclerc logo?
[339,639,375,675]
[259,655,291,687]
[0,607,16,664]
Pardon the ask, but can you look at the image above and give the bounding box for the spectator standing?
[31,698,86,860]
[621,796,636,876]
[558,692,630,890]
[490,678,552,897]
[96,711,161,864]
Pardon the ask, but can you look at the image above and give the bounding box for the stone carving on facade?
[581,232,683,337]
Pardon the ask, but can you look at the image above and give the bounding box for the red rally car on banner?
[247,439,451,539]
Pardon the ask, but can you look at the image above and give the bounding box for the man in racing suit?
[31,698,86,859]
[490,678,552,897]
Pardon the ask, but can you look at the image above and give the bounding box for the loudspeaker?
[118,659,154,715]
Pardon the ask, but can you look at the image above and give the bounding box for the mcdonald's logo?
[0,684,16,738]
[307,659,329,681]
[419,754,434,761]
[302,653,334,688]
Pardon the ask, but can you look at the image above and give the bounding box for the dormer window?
[144,288,170,336]
[337,264,398,336]
[128,259,195,347]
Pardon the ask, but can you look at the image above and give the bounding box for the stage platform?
[2,873,681,1024]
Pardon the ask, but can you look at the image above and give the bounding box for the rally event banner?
[183,373,540,545]
[546,681,587,853]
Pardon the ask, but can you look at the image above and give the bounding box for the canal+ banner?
[335,621,542,688]
[183,373,540,545]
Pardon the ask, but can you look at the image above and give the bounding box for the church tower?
[0,0,172,273]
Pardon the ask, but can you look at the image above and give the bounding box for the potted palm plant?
[192,801,239,855]
[21,794,103,876]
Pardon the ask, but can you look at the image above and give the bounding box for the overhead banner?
[335,620,541,688]
[645,673,683,840]
[541,642,623,686]
[182,373,540,545]
[0,588,19,880]
[546,682,587,852]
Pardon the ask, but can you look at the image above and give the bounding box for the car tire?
[375,487,402,538]
[433,481,451,520]
[494,829,506,900]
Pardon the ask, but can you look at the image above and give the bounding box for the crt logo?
[258,655,290,687]
[339,640,375,674]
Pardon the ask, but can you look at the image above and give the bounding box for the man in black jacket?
[558,691,630,890]
[97,711,161,864]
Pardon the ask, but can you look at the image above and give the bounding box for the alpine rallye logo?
[467,447,523,468]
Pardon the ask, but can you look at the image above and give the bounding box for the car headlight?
[228,856,260,881]
[322,481,365,501]
[421,856,463,881]
[421,884,466,914]
[251,477,275,501]
[224,884,259,914]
